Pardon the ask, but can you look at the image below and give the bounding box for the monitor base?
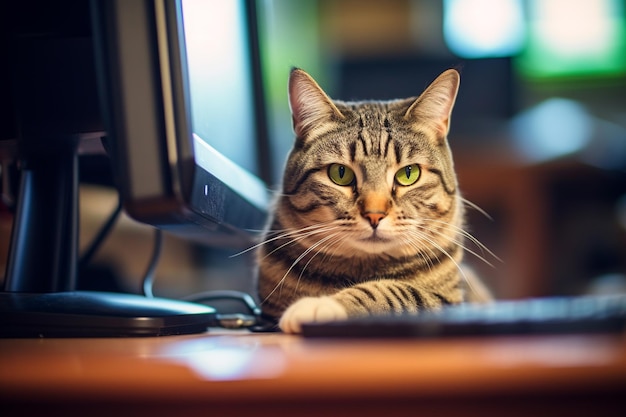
[0,291,217,337]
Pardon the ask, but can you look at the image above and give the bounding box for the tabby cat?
[257,68,491,333]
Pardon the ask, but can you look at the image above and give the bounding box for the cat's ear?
[404,69,460,139]
[289,68,345,140]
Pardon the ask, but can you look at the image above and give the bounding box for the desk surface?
[1,331,625,417]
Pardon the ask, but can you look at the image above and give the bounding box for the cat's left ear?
[404,69,460,140]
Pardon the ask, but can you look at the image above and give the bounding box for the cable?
[182,289,278,331]
[78,195,164,299]
[78,196,123,271]
[183,290,261,316]
[141,228,163,298]
[136,231,275,330]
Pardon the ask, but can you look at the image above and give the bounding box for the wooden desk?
[1,331,625,416]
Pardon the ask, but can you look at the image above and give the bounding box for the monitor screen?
[183,0,258,174]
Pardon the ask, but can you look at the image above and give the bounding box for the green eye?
[395,164,421,186]
[328,164,355,186]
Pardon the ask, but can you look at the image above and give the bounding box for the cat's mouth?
[352,232,397,254]
[359,231,390,243]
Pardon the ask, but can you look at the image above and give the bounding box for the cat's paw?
[279,296,348,334]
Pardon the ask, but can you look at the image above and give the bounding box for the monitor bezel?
[92,0,269,247]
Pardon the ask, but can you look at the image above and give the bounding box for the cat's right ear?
[288,68,344,140]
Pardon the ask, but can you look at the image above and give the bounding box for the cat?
[256,68,492,333]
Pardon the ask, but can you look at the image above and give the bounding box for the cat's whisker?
[248,221,335,247]
[405,228,489,298]
[420,217,488,250]
[419,218,502,264]
[314,232,354,273]
[398,234,436,273]
[261,225,344,261]
[261,227,344,304]
[232,221,339,257]
[263,236,335,304]
[273,225,353,302]
[410,219,500,268]
[413,223,497,269]
[460,197,493,221]
[263,220,336,235]
[404,227,450,266]
[405,229,470,287]
[293,232,347,295]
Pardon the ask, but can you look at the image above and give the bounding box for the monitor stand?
[0,136,217,338]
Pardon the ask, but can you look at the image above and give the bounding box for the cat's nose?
[358,192,391,229]
[362,211,386,229]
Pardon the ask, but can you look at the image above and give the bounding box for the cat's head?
[276,68,463,258]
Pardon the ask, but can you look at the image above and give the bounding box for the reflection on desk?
[1,330,625,417]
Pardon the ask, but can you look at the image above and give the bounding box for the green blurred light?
[516,0,626,78]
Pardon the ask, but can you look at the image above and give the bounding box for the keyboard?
[301,294,626,339]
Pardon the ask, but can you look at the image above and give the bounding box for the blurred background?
[1,0,625,302]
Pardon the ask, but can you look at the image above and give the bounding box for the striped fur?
[257,68,491,333]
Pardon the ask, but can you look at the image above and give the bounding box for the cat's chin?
[358,234,390,244]
[349,233,403,255]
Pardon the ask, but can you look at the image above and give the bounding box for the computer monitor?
[94,0,269,245]
[0,0,269,337]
